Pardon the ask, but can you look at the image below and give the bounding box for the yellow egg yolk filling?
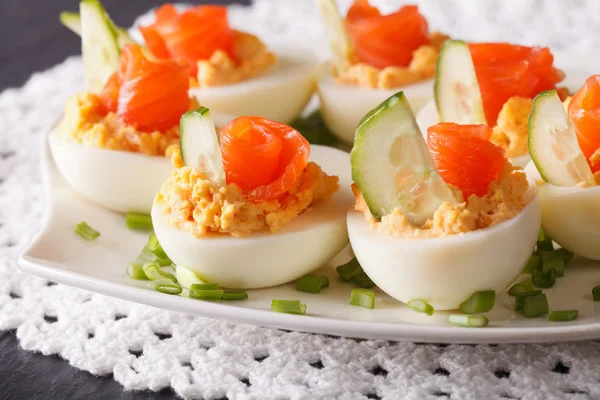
[354,163,531,239]
[154,162,340,238]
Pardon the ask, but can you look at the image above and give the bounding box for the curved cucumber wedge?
[529,90,594,186]
[314,0,355,75]
[60,11,82,35]
[434,40,486,124]
[80,0,120,93]
[180,107,226,186]
[351,92,455,226]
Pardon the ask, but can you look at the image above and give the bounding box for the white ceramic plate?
[17,137,600,344]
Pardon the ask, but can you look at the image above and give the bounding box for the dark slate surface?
[1,1,248,399]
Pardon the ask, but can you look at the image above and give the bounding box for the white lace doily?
[3,1,600,399]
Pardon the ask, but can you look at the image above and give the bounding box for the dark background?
[0,1,248,399]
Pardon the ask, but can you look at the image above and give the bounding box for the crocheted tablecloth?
[2,1,600,399]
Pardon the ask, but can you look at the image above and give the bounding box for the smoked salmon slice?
[220,117,310,201]
[469,43,564,126]
[345,0,430,69]
[568,74,600,172]
[98,44,190,132]
[140,3,235,76]
[427,123,506,199]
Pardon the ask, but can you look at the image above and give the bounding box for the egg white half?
[189,44,318,124]
[317,63,433,144]
[48,113,235,214]
[151,145,354,289]
[416,99,531,168]
[347,184,541,310]
[525,161,600,260]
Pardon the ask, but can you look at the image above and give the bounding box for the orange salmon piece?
[568,74,600,172]
[345,0,430,69]
[428,122,506,199]
[220,117,310,201]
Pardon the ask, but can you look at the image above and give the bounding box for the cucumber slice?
[528,90,594,186]
[314,0,355,75]
[60,11,82,35]
[80,0,120,93]
[434,40,486,124]
[351,92,455,226]
[60,9,135,48]
[180,106,226,186]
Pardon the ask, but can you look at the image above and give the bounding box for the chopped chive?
[222,290,248,300]
[459,290,495,314]
[75,221,100,241]
[125,212,153,231]
[146,234,171,263]
[448,314,489,328]
[351,272,376,289]
[548,310,578,322]
[296,275,329,293]
[336,258,363,282]
[126,263,147,280]
[508,280,535,296]
[540,251,565,277]
[189,288,224,300]
[189,283,219,291]
[532,268,556,289]
[554,248,574,264]
[142,261,177,283]
[349,289,375,309]
[155,283,182,295]
[523,293,549,318]
[271,300,306,315]
[522,254,541,274]
[537,227,554,251]
[407,299,434,316]
[514,290,542,312]
[593,286,600,301]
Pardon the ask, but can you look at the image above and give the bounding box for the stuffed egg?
[416,40,567,169]
[314,0,448,144]
[137,3,318,124]
[52,2,235,214]
[348,91,540,310]
[151,110,353,289]
[526,77,600,260]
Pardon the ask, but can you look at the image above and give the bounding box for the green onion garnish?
[349,289,375,309]
[548,310,578,322]
[126,263,147,280]
[540,251,565,277]
[523,293,549,318]
[537,227,554,251]
[532,268,556,289]
[155,283,182,295]
[593,286,600,301]
[75,221,100,241]
[189,283,219,291]
[448,314,489,328]
[514,290,542,312]
[351,272,376,289]
[189,288,224,300]
[296,275,329,293]
[146,234,171,262]
[407,299,434,316]
[459,290,495,314]
[125,212,153,231]
[142,261,177,283]
[555,248,574,264]
[508,280,535,296]
[336,258,363,282]
[522,254,541,274]
[271,300,307,315]
[222,290,248,300]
